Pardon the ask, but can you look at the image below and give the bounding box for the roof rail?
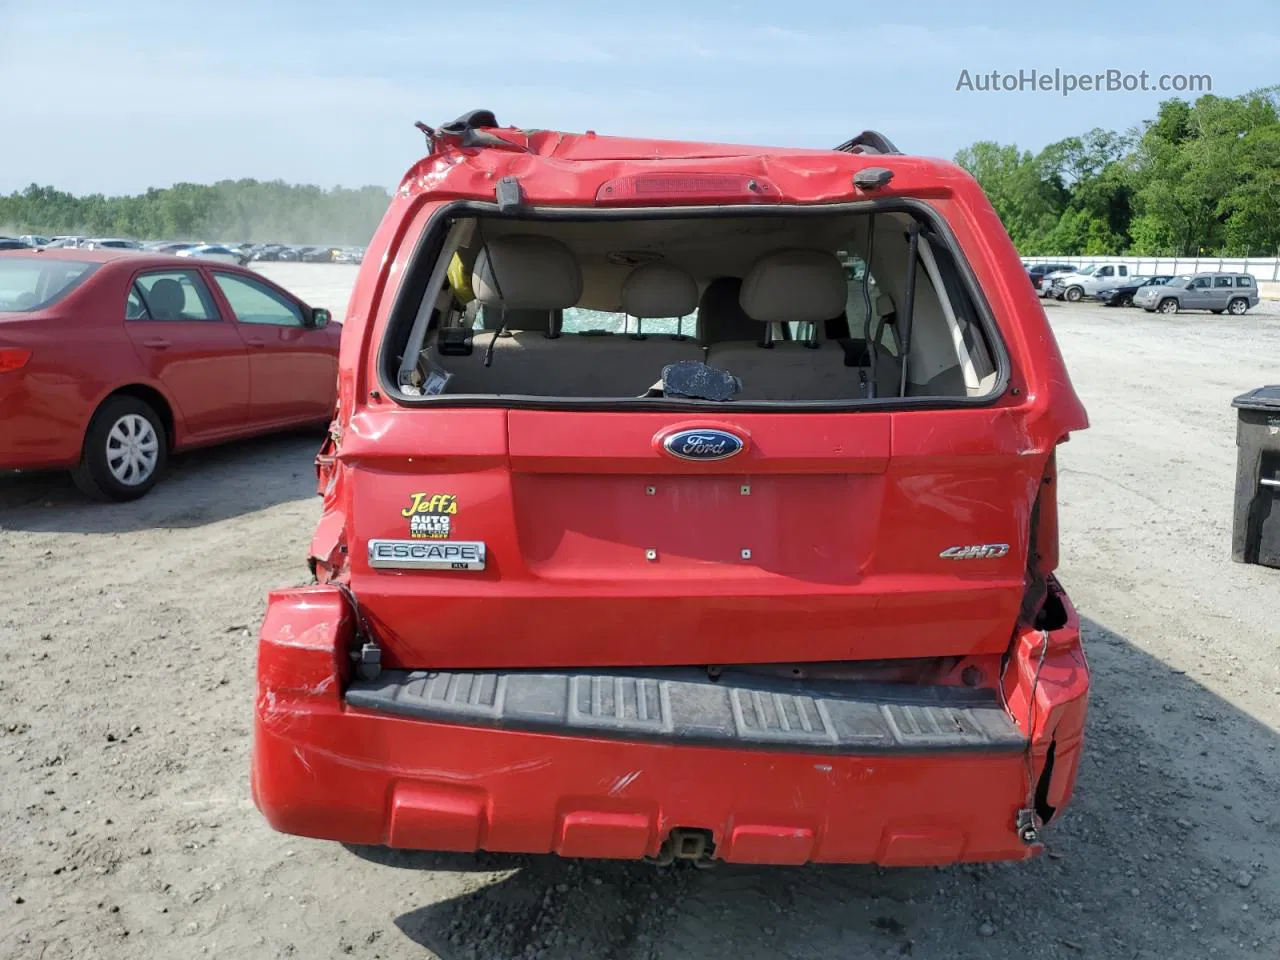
[833,131,902,156]
[420,109,528,153]
[439,109,499,136]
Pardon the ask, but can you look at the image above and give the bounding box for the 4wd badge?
[940,543,1010,560]
[402,492,457,540]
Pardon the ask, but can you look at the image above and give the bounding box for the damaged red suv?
[252,111,1090,867]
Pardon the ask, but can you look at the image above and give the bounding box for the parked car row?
[248,244,365,264]
[0,235,86,249]
[1022,261,1261,315]
[2,236,366,265]
[2,236,145,251]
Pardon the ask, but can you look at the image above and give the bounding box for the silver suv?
[1133,272,1260,315]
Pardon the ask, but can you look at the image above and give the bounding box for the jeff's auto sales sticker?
[402,493,457,539]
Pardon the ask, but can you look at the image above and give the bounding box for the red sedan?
[0,249,340,500]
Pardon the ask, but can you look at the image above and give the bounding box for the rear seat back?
[708,249,865,401]
[697,277,757,345]
[540,262,701,395]
[478,306,561,332]
[431,237,700,397]
[429,235,578,394]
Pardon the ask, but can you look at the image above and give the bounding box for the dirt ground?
[3,265,1279,960]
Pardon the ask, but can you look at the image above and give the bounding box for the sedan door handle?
[245,338,266,348]
[142,338,171,349]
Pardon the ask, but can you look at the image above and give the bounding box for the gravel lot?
[3,266,1279,960]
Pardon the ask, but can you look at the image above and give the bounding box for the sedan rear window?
[0,257,98,312]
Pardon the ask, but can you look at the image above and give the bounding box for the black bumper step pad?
[346,668,1027,755]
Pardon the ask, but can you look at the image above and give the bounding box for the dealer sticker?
[402,492,457,540]
[367,539,486,571]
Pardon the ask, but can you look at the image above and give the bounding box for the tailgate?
[345,407,1039,669]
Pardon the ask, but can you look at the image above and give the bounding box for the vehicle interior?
[386,210,1003,404]
[0,257,98,312]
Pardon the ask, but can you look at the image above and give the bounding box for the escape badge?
[402,492,457,540]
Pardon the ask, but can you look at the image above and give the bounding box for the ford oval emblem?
[660,428,745,462]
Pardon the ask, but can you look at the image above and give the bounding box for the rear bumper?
[0,373,85,470]
[251,585,1089,866]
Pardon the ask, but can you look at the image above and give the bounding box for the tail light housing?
[1020,450,1060,624]
[0,347,32,373]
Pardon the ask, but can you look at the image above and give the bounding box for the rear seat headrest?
[740,249,848,324]
[620,263,697,319]
[472,235,582,310]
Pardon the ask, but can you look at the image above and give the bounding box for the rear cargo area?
[386,209,1003,404]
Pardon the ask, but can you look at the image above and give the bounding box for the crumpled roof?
[398,126,969,206]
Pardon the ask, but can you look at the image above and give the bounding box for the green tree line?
[6,89,1277,256]
[956,87,1280,257]
[0,179,392,245]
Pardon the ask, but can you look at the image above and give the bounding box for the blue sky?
[1,0,1276,195]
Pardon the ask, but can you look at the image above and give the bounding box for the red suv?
[0,250,340,500]
[252,113,1090,867]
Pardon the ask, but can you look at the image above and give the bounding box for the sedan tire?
[72,395,168,502]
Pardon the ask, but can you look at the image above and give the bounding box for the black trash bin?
[1231,385,1280,568]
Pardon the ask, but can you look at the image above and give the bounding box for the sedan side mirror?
[309,307,331,329]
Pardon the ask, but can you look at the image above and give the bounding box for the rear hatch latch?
[355,641,382,681]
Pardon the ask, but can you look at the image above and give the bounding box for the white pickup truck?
[1048,264,1138,302]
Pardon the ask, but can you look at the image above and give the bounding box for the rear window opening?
[380,205,1005,407]
[0,258,98,312]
